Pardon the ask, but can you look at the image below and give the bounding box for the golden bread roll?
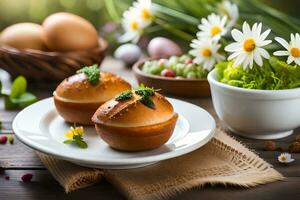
[54,71,131,125]
[0,23,47,50]
[42,12,99,51]
[92,89,178,151]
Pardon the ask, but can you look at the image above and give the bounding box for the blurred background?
[0,0,299,31]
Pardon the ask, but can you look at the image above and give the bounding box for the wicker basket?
[0,38,108,82]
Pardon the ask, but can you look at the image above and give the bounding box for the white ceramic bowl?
[208,69,300,139]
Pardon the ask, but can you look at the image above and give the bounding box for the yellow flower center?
[243,38,256,52]
[210,26,222,37]
[130,21,139,30]
[141,8,151,20]
[202,48,212,57]
[281,156,287,161]
[291,47,300,58]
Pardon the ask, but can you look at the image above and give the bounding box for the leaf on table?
[4,95,17,110]
[13,92,37,108]
[10,76,27,98]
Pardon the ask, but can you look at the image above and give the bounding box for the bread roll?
[92,92,178,151]
[54,72,131,125]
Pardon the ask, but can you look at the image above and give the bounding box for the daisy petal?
[273,50,289,56]
[254,50,263,66]
[259,40,272,47]
[275,37,290,50]
[228,51,241,60]
[225,42,241,52]
[231,29,244,42]
[257,48,270,59]
[242,21,251,36]
[260,29,271,41]
[234,53,246,67]
[287,55,294,64]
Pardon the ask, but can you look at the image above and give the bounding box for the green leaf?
[63,140,73,144]
[11,92,37,108]
[0,81,2,94]
[115,90,133,101]
[75,140,88,149]
[104,0,120,21]
[77,64,100,85]
[10,76,27,98]
[4,95,18,110]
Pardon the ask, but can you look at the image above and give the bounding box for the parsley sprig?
[63,125,88,149]
[77,64,100,85]
[115,90,133,101]
[115,84,158,109]
[135,84,156,109]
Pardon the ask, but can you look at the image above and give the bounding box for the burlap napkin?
[37,128,284,200]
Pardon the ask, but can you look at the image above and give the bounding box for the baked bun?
[54,71,131,125]
[92,88,178,151]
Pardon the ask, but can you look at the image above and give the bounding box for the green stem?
[104,0,120,21]
[154,18,194,41]
[152,3,199,25]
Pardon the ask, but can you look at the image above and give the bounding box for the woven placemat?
[37,128,284,200]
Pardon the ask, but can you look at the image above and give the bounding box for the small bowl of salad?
[208,57,300,139]
[133,55,211,97]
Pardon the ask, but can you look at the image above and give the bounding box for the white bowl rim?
[208,69,300,99]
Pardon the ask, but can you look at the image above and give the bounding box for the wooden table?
[1,57,299,200]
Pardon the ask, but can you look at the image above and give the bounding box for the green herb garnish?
[3,76,37,110]
[63,125,88,149]
[115,90,133,101]
[77,64,100,85]
[135,84,156,109]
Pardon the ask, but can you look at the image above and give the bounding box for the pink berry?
[21,173,33,182]
[158,59,167,66]
[0,136,7,144]
[161,69,176,77]
[184,59,193,64]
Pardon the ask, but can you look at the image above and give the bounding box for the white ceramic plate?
[13,97,215,169]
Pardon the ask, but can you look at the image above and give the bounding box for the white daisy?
[278,153,294,164]
[190,38,225,71]
[218,0,239,28]
[274,33,300,65]
[132,0,154,27]
[225,21,272,69]
[197,13,228,41]
[119,9,144,43]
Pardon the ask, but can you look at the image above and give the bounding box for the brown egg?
[0,23,47,50]
[42,12,99,51]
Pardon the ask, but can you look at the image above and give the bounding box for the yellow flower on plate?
[65,126,84,139]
